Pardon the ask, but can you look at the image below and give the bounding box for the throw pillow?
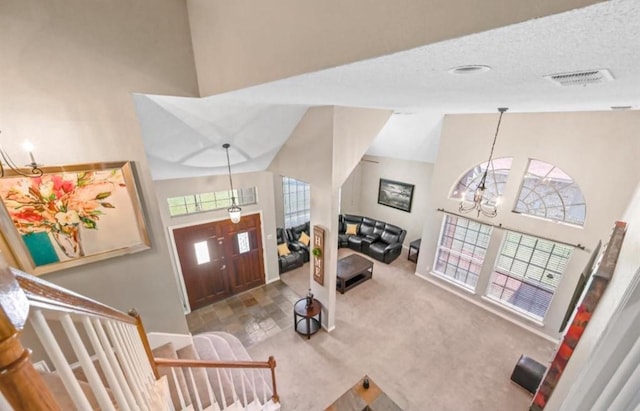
[277,243,291,256]
[346,223,358,235]
[299,231,310,246]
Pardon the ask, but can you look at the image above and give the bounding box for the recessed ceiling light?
[448,65,491,75]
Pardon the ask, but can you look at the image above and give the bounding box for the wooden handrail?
[12,267,135,325]
[154,357,273,369]
[155,355,280,403]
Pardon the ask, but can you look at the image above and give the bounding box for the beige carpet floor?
[248,248,555,411]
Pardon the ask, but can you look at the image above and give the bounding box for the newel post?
[268,355,279,403]
[0,307,62,410]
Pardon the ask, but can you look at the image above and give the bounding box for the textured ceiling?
[136,0,640,180]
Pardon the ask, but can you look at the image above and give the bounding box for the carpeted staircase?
[152,331,279,411]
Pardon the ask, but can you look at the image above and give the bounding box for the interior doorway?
[172,213,265,311]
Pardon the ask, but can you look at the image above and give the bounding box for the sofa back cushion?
[276,227,287,244]
[373,221,386,237]
[344,214,363,226]
[290,221,309,240]
[360,218,376,236]
[381,224,404,245]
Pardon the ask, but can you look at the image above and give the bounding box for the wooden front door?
[220,213,265,295]
[173,213,265,310]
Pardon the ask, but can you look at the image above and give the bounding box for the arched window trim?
[450,157,513,205]
[513,158,587,227]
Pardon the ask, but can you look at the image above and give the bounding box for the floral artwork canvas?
[0,161,150,275]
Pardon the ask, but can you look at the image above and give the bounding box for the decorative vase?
[305,288,314,309]
[52,224,84,259]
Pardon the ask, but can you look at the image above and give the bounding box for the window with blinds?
[283,176,310,228]
[433,215,492,290]
[487,231,573,320]
[167,187,257,217]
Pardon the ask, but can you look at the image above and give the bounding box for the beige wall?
[0,0,199,333]
[417,110,640,338]
[186,0,604,95]
[269,106,391,329]
[153,171,280,312]
[341,155,434,247]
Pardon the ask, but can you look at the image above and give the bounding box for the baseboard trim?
[417,272,559,344]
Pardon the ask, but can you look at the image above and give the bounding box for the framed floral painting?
[0,161,150,275]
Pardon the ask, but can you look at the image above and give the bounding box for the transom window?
[514,159,586,226]
[451,157,513,205]
[434,215,492,290]
[167,187,257,217]
[487,232,573,320]
[283,176,310,228]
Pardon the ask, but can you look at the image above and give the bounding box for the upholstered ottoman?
[510,355,546,394]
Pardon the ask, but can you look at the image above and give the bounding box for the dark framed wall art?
[377,178,414,212]
[0,161,150,275]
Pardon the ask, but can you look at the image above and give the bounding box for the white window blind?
[433,215,492,290]
[488,231,572,320]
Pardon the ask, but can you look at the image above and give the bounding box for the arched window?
[514,159,586,226]
[451,157,513,205]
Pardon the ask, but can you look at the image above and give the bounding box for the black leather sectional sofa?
[277,216,406,273]
[338,214,406,264]
[276,222,310,274]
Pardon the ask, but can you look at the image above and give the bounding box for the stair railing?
[0,260,279,411]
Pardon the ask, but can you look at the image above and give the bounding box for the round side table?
[293,298,322,339]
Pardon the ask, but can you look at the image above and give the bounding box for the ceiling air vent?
[544,69,614,86]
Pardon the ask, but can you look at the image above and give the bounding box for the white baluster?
[82,317,134,411]
[106,320,150,410]
[60,314,116,411]
[30,310,93,410]
[186,367,203,411]
[170,367,188,409]
[93,318,141,411]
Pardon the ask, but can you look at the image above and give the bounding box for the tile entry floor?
[186,279,305,348]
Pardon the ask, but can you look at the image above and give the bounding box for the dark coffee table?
[337,254,373,294]
[325,375,402,411]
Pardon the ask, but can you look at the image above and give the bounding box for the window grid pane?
[451,157,513,205]
[433,215,492,290]
[167,187,257,217]
[488,231,573,320]
[513,159,586,226]
[283,177,310,228]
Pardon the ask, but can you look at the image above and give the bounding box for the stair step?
[208,332,252,361]
[177,344,214,409]
[152,342,192,409]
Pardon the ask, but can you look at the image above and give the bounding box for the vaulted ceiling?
[136,0,640,181]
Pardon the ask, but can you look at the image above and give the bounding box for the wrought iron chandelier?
[223,143,241,224]
[0,131,43,178]
[458,107,508,218]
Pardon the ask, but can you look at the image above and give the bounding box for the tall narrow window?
[434,215,492,290]
[283,177,310,228]
[514,159,586,226]
[487,232,573,320]
[451,157,513,205]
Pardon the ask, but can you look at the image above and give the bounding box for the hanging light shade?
[223,143,241,224]
[459,107,508,218]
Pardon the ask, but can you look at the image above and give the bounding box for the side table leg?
[306,317,310,340]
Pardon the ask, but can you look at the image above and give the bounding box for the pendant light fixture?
[458,107,508,218]
[223,143,241,224]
